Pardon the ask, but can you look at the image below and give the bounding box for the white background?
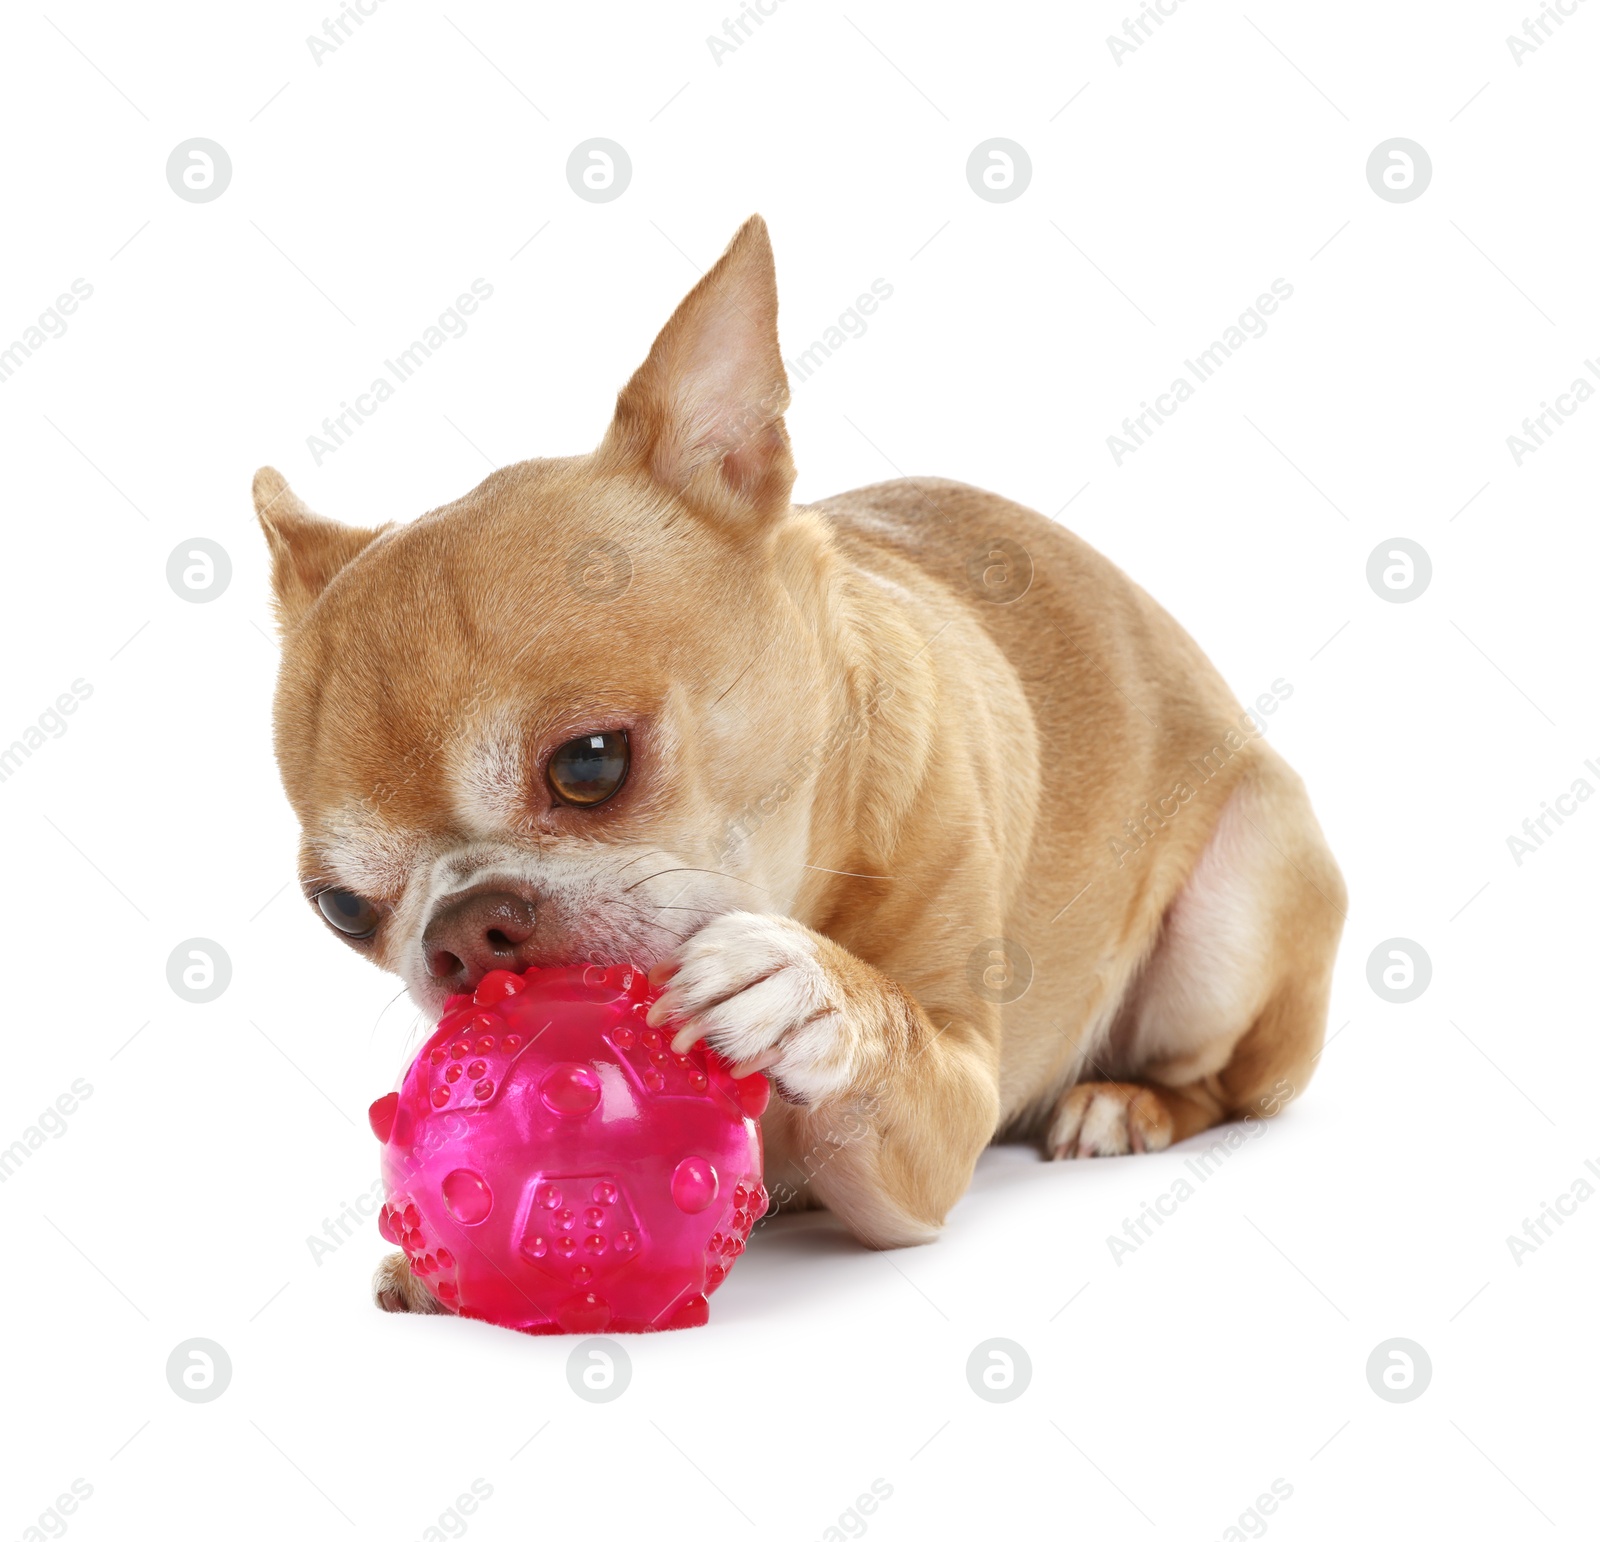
[1,2,1596,1538]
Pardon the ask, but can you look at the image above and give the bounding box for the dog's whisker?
[594,892,698,949]
[623,866,769,895]
[613,848,669,876]
[368,984,413,1048]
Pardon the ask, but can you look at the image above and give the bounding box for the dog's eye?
[317,888,381,938]
[548,731,629,807]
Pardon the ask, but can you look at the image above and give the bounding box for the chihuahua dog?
[255,217,1344,1314]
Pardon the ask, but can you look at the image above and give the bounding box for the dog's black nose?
[422,889,537,990]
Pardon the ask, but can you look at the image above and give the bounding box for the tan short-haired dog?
[255,217,1345,1313]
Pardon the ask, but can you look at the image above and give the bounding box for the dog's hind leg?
[1049,750,1346,1159]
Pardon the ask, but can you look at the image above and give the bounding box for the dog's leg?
[372,1251,449,1314]
[649,913,998,1248]
[1050,752,1346,1160]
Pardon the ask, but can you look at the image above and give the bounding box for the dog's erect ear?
[252,467,387,633]
[598,215,795,526]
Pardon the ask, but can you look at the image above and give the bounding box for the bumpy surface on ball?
[369,963,769,1334]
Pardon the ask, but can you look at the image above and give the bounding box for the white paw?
[1049,1082,1174,1159]
[372,1251,448,1315]
[647,912,858,1104]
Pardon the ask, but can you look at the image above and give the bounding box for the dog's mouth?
[394,841,746,1018]
[409,878,712,1006]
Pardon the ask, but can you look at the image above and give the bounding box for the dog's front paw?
[647,912,883,1105]
[372,1251,449,1315]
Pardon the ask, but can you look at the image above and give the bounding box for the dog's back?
[814,476,1342,1138]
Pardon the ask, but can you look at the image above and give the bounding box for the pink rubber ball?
[369,962,768,1334]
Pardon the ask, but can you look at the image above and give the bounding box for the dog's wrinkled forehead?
[447,705,533,835]
[311,698,529,858]
[294,661,653,881]
[276,499,666,808]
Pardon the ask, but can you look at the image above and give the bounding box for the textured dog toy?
[368,962,769,1334]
